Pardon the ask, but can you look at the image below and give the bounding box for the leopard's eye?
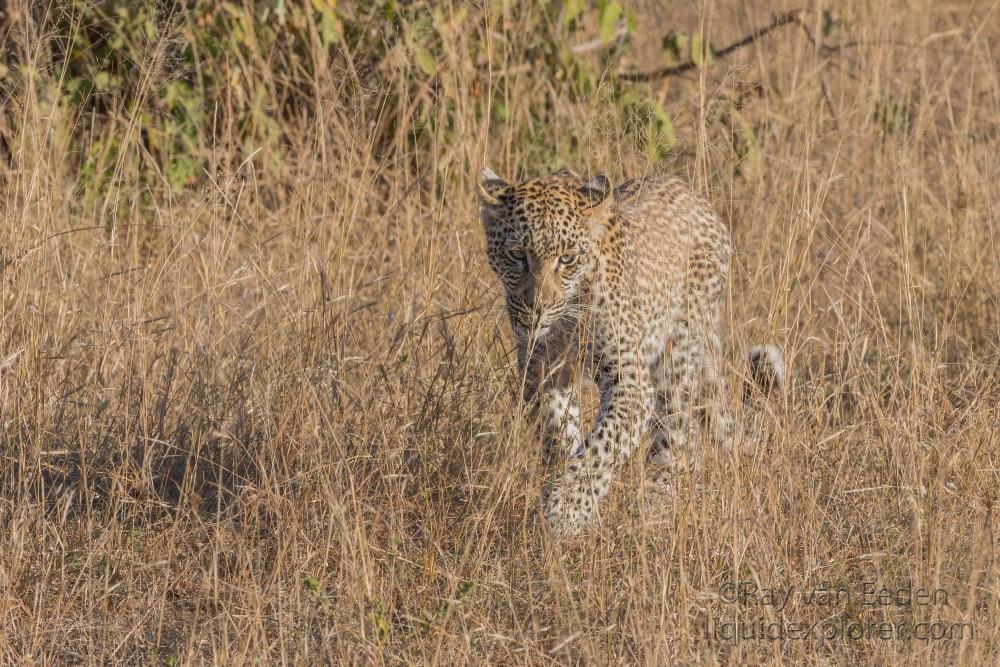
[507,247,527,261]
[558,253,579,266]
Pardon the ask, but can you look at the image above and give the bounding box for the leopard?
[477,166,784,537]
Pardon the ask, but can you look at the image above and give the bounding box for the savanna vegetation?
[1,0,998,664]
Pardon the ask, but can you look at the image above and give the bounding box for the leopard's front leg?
[519,335,584,466]
[536,385,583,465]
[542,341,648,536]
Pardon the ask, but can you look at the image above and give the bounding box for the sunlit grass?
[1,1,997,664]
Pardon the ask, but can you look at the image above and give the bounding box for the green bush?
[1,0,696,208]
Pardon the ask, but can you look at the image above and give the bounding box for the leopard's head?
[477,167,613,340]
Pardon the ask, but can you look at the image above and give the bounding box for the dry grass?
[1,0,998,664]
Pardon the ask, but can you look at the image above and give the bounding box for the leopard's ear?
[477,166,509,206]
[551,168,583,183]
[579,174,611,204]
[579,174,613,234]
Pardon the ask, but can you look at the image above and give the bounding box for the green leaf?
[414,48,437,76]
[599,0,623,43]
[303,575,322,594]
[457,580,475,599]
[167,154,197,191]
[319,12,343,46]
[728,105,763,176]
[663,33,688,63]
[647,100,677,162]
[626,7,638,33]
[563,0,585,27]
[690,32,714,67]
[94,70,111,91]
[311,0,342,45]
[370,600,390,641]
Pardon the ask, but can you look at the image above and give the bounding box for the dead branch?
[619,10,805,82]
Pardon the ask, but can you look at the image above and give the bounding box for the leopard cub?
[477,167,782,536]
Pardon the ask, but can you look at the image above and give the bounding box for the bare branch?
[619,10,805,82]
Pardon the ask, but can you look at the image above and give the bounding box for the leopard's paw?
[541,464,606,537]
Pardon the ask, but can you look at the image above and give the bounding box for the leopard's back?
[595,173,733,347]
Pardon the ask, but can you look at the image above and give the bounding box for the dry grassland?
[1,0,998,664]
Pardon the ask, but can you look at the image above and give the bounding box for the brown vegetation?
[1,0,997,664]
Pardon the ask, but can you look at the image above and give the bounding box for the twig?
[620,10,804,82]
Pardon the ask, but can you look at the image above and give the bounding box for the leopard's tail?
[744,344,784,401]
[741,344,784,443]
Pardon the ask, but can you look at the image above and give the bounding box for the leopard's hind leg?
[647,310,734,476]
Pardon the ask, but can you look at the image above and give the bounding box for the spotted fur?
[477,167,782,537]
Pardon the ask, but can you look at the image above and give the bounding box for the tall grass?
[1,0,997,664]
